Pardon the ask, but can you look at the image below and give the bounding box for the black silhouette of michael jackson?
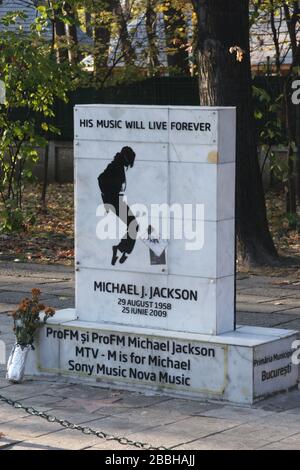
[98,147,138,265]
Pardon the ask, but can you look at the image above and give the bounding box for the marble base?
[25,309,299,405]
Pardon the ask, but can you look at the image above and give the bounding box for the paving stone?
[0,261,73,279]
[236,312,299,327]
[115,393,173,409]
[111,408,188,429]
[238,286,300,300]
[286,293,300,300]
[2,343,15,355]
[0,338,13,352]
[275,283,300,291]
[0,381,62,401]
[0,291,56,305]
[0,338,14,359]
[43,385,134,415]
[37,407,108,423]
[237,287,293,299]
[0,275,73,285]
[0,281,74,297]
[271,308,300,317]
[176,421,300,450]
[49,396,121,414]
[86,441,139,450]
[0,323,14,335]
[0,304,16,313]
[0,276,47,286]
[258,411,300,429]
[46,383,123,401]
[258,433,300,450]
[0,415,63,440]
[0,377,11,389]
[54,389,172,411]
[236,301,300,314]
[237,294,285,304]
[236,274,250,281]
[236,285,250,292]
[119,398,218,421]
[237,275,288,288]
[282,406,300,415]
[0,404,33,424]
[7,441,62,450]
[258,388,300,412]
[0,437,21,450]
[52,400,133,417]
[199,404,275,423]
[174,439,256,450]
[0,295,77,310]
[19,394,67,409]
[127,416,240,448]
[270,319,300,331]
[263,297,300,309]
[216,421,300,443]
[0,314,13,324]
[174,436,264,450]
[0,276,68,288]
[38,286,74,297]
[0,333,14,347]
[78,414,159,437]
[41,297,75,309]
[24,429,105,450]
[0,335,13,346]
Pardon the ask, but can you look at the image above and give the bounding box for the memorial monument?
[26,105,299,404]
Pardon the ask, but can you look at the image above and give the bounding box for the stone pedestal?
[26,310,299,405]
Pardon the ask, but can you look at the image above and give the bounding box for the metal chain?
[0,392,169,451]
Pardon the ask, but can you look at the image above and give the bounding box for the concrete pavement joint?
[257,429,300,450]
[169,422,244,449]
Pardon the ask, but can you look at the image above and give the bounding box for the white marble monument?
[26,105,299,404]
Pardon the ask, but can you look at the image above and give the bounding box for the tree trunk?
[296,101,300,204]
[192,0,278,265]
[113,0,136,66]
[282,2,300,206]
[286,143,297,214]
[163,2,190,75]
[283,76,297,214]
[94,12,111,80]
[270,0,281,75]
[85,11,92,37]
[52,5,68,64]
[146,0,160,75]
[64,2,79,64]
[41,144,49,211]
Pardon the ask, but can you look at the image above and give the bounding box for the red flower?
[45,307,55,317]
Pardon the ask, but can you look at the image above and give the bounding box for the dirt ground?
[0,184,74,265]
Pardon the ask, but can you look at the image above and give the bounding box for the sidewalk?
[1,261,300,450]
